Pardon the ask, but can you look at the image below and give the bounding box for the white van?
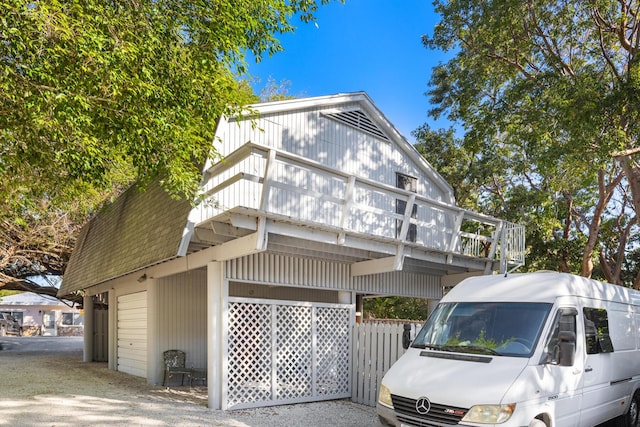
[377,272,640,427]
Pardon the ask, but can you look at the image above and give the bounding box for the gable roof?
[0,292,70,306]
[243,92,455,203]
[58,180,192,296]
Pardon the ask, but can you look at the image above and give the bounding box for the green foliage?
[0,290,21,298]
[445,329,502,350]
[363,297,430,321]
[0,0,336,211]
[420,0,640,282]
[259,76,299,102]
[0,0,338,287]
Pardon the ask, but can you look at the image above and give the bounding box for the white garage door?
[117,291,147,377]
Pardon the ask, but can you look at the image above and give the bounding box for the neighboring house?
[58,92,525,410]
[0,292,84,337]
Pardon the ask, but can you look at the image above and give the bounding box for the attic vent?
[323,110,390,142]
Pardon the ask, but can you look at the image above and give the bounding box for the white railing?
[200,142,525,272]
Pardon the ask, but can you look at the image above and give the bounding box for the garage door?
[117,291,147,377]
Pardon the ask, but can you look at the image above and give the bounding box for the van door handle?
[585,367,593,372]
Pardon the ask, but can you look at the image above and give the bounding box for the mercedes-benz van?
[377,272,640,427]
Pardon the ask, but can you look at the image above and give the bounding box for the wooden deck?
[182,142,525,276]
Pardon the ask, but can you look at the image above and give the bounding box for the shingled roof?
[58,180,192,296]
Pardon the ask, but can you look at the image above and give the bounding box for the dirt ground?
[0,336,379,426]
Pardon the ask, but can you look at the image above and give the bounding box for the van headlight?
[378,384,393,407]
[461,403,515,424]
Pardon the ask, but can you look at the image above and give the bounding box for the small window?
[396,173,417,193]
[584,308,614,354]
[10,312,23,324]
[62,312,84,326]
[544,307,577,365]
[1,311,21,324]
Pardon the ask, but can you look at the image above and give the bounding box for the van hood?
[381,348,530,409]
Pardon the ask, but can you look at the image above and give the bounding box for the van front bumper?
[376,403,399,426]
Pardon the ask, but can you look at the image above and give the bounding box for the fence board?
[351,321,422,407]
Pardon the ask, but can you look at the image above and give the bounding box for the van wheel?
[618,393,640,427]
[529,419,546,427]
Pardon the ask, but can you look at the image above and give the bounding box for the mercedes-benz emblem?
[415,397,431,415]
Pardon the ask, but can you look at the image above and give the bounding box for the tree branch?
[592,9,622,80]
[0,276,82,306]
[526,2,575,78]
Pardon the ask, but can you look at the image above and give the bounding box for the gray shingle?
[59,180,191,296]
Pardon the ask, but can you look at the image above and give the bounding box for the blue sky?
[247,0,451,142]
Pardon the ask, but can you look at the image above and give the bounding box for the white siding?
[155,270,208,373]
[230,282,340,303]
[222,105,447,202]
[186,98,459,257]
[146,253,439,385]
[117,292,147,377]
[226,253,442,299]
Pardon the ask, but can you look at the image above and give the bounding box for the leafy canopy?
[1,0,335,206]
[0,0,337,290]
[418,0,640,285]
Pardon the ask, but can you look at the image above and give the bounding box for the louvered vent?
[323,110,390,141]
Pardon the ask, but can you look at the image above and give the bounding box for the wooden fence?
[351,321,422,407]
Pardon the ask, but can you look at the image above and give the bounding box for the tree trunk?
[581,170,612,277]
[614,149,640,288]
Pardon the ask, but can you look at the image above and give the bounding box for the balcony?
[184,142,525,276]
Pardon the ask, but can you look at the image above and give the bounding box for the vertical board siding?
[226,253,442,299]
[267,159,347,229]
[227,254,351,289]
[352,272,442,299]
[197,142,459,251]
[352,322,422,407]
[219,102,448,209]
[156,270,208,371]
[189,101,476,257]
[230,282,340,303]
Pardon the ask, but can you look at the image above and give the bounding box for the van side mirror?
[557,331,576,366]
[402,324,412,350]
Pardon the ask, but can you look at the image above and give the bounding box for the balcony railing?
[197,142,525,273]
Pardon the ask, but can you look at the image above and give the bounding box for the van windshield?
[412,302,552,357]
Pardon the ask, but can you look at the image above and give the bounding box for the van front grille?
[391,394,467,426]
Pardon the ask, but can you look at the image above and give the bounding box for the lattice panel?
[276,305,313,399]
[226,299,352,409]
[315,307,351,395]
[227,302,273,406]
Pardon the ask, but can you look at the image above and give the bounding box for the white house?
[58,92,525,410]
[0,292,83,336]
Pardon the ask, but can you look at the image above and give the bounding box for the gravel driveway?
[0,336,378,426]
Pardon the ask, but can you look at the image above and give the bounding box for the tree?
[0,0,338,294]
[420,0,640,286]
[258,76,299,102]
[363,296,430,321]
